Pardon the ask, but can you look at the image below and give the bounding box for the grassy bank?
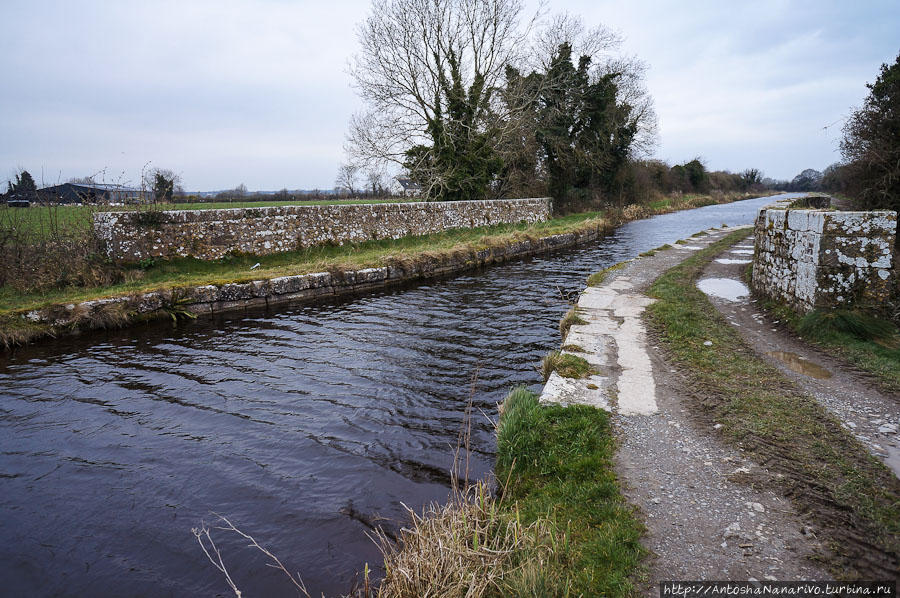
[495,387,645,595]
[0,192,763,316]
[647,230,900,578]
[0,192,769,352]
[376,387,645,597]
[0,210,606,315]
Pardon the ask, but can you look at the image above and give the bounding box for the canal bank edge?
[507,226,891,589]
[1,193,774,350]
[2,217,617,349]
[415,226,826,596]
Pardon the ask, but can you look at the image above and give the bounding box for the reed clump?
[376,481,564,598]
[540,350,595,382]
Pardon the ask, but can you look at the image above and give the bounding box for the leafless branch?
[192,513,311,598]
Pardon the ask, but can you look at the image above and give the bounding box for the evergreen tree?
[13,171,37,195]
[841,52,900,222]
[153,172,175,203]
[683,159,709,193]
[502,43,638,209]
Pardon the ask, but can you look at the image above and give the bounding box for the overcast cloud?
[1,0,897,191]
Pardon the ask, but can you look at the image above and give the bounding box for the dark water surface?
[0,195,797,597]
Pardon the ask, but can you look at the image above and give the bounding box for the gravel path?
[542,227,832,591]
[699,234,900,477]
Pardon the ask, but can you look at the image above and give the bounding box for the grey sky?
[1,0,897,191]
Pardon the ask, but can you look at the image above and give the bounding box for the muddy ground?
[544,225,900,588]
[699,234,900,477]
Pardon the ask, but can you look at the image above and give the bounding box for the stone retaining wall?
[20,223,606,335]
[93,198,552,262]
[752,200,897,312]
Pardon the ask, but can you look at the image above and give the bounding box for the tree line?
[764,50,899,221]
[823,51,899,221]
[344,2,664,211]
[344,0,899,219]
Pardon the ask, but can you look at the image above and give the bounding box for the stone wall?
[752,201,897,312]
[94,198,552,262]
[19,222,610,338]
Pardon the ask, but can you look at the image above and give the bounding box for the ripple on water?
[0,194,804,597]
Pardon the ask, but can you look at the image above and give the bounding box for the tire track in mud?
[684,235,900,580]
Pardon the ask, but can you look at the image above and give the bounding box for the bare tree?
[215,183,248,202]
[365,169,386,196]
[740,168,764,189]
[334,162,360,196]
[531,12,622,69]
[346,4,656,202]
[141,167,183,203]
[347,0,539,200]
[530,13,657,158]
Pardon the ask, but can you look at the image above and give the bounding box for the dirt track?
[541,226,900,586]
[554,229,833,590]
[699,235,900,477]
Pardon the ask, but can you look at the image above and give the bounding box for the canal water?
[0,194,798,597]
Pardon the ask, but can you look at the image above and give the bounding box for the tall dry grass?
[0,203,113,293]
[375,481,564,598]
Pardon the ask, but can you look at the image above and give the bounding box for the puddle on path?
[885,449,900,477]
[715,258,752,265]
[766,351,833,379]
[697,277,749,301]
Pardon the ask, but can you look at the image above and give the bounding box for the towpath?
[698,234,900,476]
[539,227,831,590]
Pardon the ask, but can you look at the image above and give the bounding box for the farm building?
[390,177,423,198]
[38,182,146,205]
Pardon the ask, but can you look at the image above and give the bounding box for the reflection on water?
[766,351,833,380]
[0,194,800,597]
[715,258,751,265]
[697,277,750,302]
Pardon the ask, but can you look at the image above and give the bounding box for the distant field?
[1,198,415,239]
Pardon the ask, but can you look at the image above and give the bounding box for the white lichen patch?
[752,203,897,312]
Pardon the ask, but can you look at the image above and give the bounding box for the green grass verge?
[647,229,900,578]
[586,261,629,287]
[561,343,586,353]
[496,387,645,597]
[541,350,596,381]
[559,306,589,338]
[0,211,609,314]
[647,193,715,212]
